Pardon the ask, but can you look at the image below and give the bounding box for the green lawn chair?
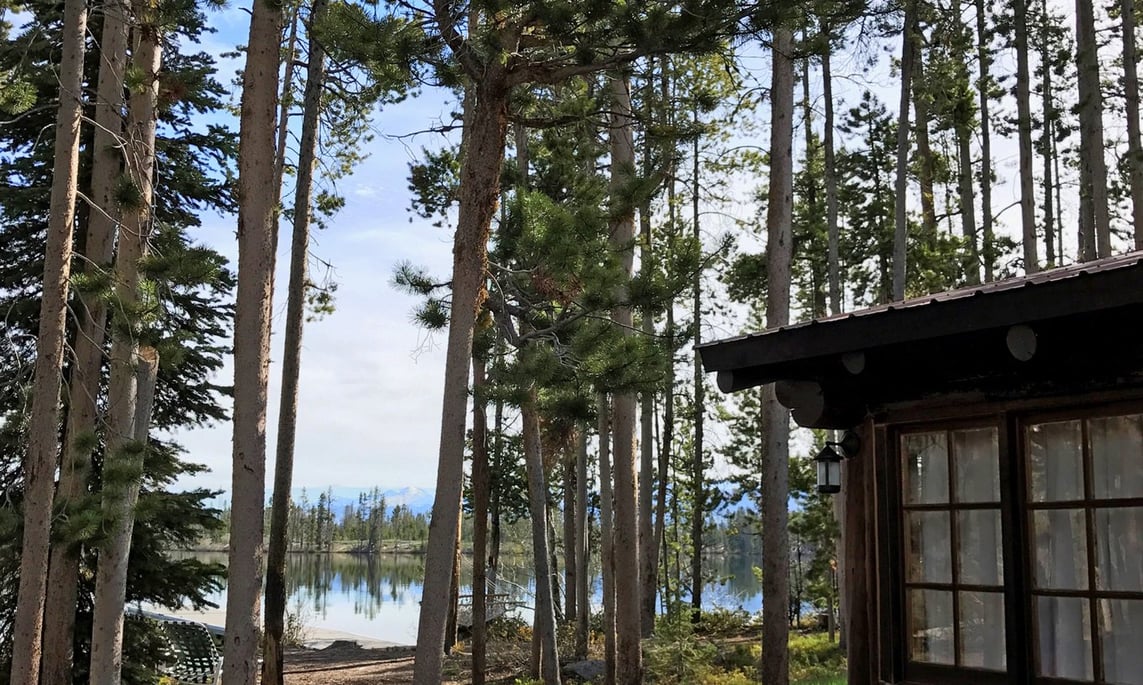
[157,618,223,685]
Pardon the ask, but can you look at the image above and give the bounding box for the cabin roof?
[698,252,1143,426]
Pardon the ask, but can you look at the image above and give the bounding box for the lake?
[163,551,764,645]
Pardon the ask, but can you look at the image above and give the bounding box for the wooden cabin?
[698,253,1143,685]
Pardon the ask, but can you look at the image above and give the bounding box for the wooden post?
[845,419,877,685]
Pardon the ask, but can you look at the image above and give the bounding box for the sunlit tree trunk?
[263,2,327,680]
[609,72,643,685]
[761,24,794,685]
[89,9,163,678]
[413,71,509,682]
[9,0,86,680]
[223,0,283,678]
[40,0,127,678]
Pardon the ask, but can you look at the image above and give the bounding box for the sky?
[165,4,462,493]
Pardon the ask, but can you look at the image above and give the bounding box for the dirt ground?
[282,640,531,684]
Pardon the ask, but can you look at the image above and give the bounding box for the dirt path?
[282,641,528,684]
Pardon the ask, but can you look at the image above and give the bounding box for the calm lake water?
[168,551,764,645]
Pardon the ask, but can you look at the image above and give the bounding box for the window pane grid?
[1027,414,1143,685]
[903,427,1005,672]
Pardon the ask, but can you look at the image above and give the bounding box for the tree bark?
[40,0,127,678]
[609,73,644,685]
[89,346,160,684]
[262,2,327,680]
[223,0,283,678]
[956,124,980,284]
[657,62,677,622]
[413,73,509,683]
[1075,0,1111,260]
[564,445,578,623]
[975,0,996,281]
[639,205,657,639]
[1015,0,1041,273]
[522,388,561,683]
[822,28,842,315]
[471,355,490,682]
[893,2,916,301]
[598,393,617,683]
[1123,0,1143,251]
[689,103,705,620]
[638,65,659,634]
[574,426,590,658]
[9,0,86,680]
[762,25,794,685]
[1040,0,1058,266]
[912,30,937,244]
[89,11,163,679]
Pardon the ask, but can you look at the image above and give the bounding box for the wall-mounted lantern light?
[815,430,861,495]
[815,445,843,494]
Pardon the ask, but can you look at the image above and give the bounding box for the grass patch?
[642,612,846,684]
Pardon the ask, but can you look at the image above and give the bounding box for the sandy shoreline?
[150,606,409,650]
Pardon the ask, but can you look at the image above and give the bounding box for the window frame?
[880,400,1143,685]
[1018,407,1143,685]
[889,417,1013,685]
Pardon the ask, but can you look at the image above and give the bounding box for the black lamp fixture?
[815,430,861,495]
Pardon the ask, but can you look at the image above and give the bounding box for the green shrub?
[789,632,846,682]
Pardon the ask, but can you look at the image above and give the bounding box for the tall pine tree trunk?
[89,12,163,679]
[574,427,590,658]
[822,27,842,315]
[598,393,617,683]
[1123,0,1143,250]
[9,0,86,680]
[762,25,794,685]
[894,1,917,301]
[976,0,996,280]
[1040,0,1058,266]
[413,72,509,683]
[656,64,677,623]
[689,104,705,619]
[564,447,578,623]
[263,1,327,679]
[41,0,127,677]
[956,124,980,284]
[609,72,643,685]
[1075,0,1111,260]
[1016,0,1041,272]
[471,355,490,684]
[223,0,283,678]
[912,34,937,242]
[639,202,656,639]
[638,65,659,634]
[821,29,847,646]
[89,347,160,683]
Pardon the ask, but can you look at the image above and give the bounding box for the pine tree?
[762,23,794,685]
[224,0,283,677]
[9,0,86,679]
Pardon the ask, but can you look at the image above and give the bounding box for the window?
[1027,415,1143,685]
[901,427,1007,672]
